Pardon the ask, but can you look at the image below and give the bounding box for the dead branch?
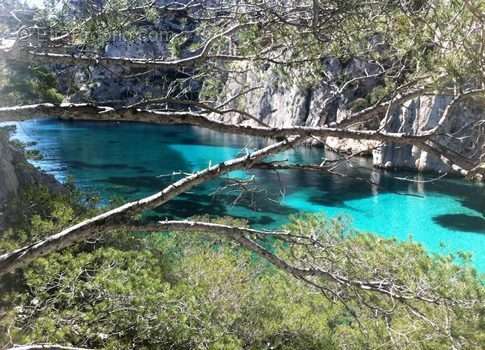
[6,345,93,350]
[0,136,303,274]
[0,102,478,172]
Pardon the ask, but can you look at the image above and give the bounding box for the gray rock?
[374,96,484,172]
[0,128,61,229]
[211,61,483,174]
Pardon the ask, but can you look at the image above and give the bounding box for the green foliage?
[0,64,64,105]
[6,137,43,160]
[0,201,336,349]
[168,33,190,59]
[0,190,483,349]
[279,214,485,349]
[199,77,225,101]
[1,185,97,252]
[220,0,485,105]
[350,97,369,112]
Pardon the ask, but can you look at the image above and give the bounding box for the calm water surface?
[10,119,485,270]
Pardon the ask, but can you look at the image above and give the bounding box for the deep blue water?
[8,119,485,270]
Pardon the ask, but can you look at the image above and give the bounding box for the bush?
[0,189,483,349]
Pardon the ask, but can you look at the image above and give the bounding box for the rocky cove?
[61,36,484,176]
[2,119,483,271]
[2,6,484,263]
[207,57,484,174]
[1,2,485,348]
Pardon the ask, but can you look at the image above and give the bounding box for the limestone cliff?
[0,128,60,228]
[211,61,484,174]
[57,1,483,175]
[63,1,199,106]
[374,96,484,173]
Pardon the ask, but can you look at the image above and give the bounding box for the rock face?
[215,58,383,128]
[212,61,484,174]
[0,128,61,228]
[373,96,484,173]
[63,1,200,106]
[59,1,483,174]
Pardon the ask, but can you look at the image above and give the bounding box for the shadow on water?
[433,214,485,234]
[67,160,151,173]
[252,165,485,233]
[291,168,483,212]
[97,175,173,190]
[153,196,228,218]
[13,119,485,235]
[145,191,279,226]
[98,164,484,234]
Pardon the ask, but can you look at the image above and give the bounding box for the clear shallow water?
[8,119,485,270]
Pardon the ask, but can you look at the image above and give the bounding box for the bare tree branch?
[0,22,256,70]
[0,136,303,274]
[6,345,93,350]
[0,103,435,144]
[0,102,477,172]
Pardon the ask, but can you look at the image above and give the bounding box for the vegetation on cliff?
[0,1,484,349]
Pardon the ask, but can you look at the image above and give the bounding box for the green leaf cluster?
[0,189,483,349]
[0,64,64,105]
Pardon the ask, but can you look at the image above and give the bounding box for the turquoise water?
[9,119,485,270]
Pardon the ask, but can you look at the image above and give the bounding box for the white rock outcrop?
[211,61,484,173]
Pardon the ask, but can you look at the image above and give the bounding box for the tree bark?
[0,102,476,171]
[0,136,303,274]
[0,103,435,144]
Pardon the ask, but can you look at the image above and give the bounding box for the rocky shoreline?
[210,60,484,175]
[0,127,62,229]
